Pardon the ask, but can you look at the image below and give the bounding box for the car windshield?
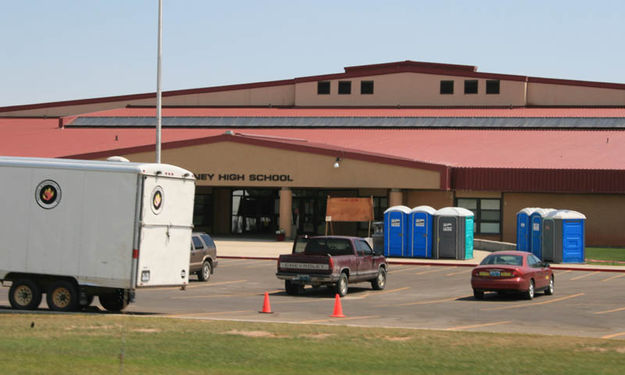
[480,254,523,266]
[305,238,353,256]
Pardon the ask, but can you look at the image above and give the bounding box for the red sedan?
[471,251,554,300]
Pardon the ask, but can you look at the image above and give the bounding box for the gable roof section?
[65,131,452,190]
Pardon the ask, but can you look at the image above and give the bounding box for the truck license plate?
[296,274,310,282]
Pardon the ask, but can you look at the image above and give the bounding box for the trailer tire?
[9,279,42,310]
[99,290,129,312]
[197,260,212,282]
[46,280,79,312]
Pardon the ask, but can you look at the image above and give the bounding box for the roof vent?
[107,156,130,162]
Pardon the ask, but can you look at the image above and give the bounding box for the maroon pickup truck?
[276,236,388,297]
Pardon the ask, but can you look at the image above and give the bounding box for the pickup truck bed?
[276,236,387,296]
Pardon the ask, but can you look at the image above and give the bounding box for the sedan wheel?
[524,280,535,300]
[473,289,484,300]
[544,276,555,295]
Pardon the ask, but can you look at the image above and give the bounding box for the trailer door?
[136,175,195,287]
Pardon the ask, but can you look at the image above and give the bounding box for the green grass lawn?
[585,247,625,265]
[0,314,624,375]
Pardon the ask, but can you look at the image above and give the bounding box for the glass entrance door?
[231,189,279,235]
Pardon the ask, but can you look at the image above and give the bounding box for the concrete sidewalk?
[213,237,625,272]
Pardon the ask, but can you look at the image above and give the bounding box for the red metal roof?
[2,118,624,170]
[4,117,625,193]
[73,106,625,119]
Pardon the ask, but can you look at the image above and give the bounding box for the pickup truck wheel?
[285,280,302,295]
[197,260,212,282]
[99,290,129,312]
[46,280,79,312]
[9,279,42,310]
[335,273,349,297]
[371,268,387,290]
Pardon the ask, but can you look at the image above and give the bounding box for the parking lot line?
[218,260,263,267]
[601,331,625,339]
[167,310,252,318]
[601,274,625,282]
[481,293,585,311]
[570,272,600,281]
[414,268,448,276]
[345,287,410,300]
[395,295,471,307]
[390,266,424,274]
[593,306,625,315]
[299,315,379,324]
[446,320,512,331]
[192,279,248,288]
[446,269,470,276]
[172,289,283,300]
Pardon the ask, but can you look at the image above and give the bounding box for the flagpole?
[155,0,163,163]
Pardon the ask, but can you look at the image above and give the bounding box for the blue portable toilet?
[384,205,411,257]
[529,208,557,259]
[409,205,436,258]
[433,207,474,260]
[542,210,586,263]
[516,207,539,252]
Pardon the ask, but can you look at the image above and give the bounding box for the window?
[317,81,330,95]
[486,80,500,94]
[305,238,353,256]
[200,234,215,248]
[456,198,501,234]
[440,80,454,94]
[192,236,204,250]
[360,80,374,95]
[528,254,542,268]
[338,81,351,95]
[355,240,373,256]
[464,80,478,94]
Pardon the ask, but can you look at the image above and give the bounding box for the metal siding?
[452,168,625,193]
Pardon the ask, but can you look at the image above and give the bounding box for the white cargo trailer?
[0,156,195,312]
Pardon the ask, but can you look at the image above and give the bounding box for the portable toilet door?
[517,207,539,252]
[410,206,436,258]
[434,207,474,260]
[542,214,556,262]
[553,210,586,263]
[529,208,556,259]
[384,206,411,257]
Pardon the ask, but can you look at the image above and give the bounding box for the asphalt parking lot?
[5,257,621,339]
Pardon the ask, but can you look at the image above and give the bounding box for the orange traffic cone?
[259,292,273,314]
[330,293,345,318]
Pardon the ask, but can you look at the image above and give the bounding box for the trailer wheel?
[46,280,79,312]
[99,290,129,312]
[9,279,42,310]
[197,260,212,281]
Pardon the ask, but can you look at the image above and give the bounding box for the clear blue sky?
[1,0,624,107]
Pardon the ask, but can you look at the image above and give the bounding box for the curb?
[217,256,625,272]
